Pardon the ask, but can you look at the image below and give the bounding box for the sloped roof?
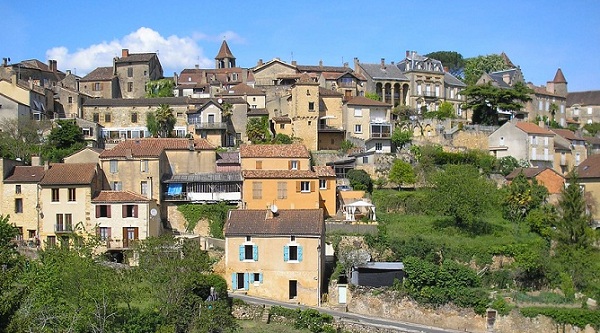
[218,83,264,96]
[346,95,391,107]
[358,62,408,81]
[115,53,156,64]
[297,64,349,73]
[242,170,318,179]
[224,209,324,237]
[506,167,546,180]
[247,108,269,116]
[84,96,195,107]
[577,154,600,178]
[240,143,310,158]
[318,87,343,97]
[444,72,466,87]
[217,151,240,164]
[553,68,567,83]
[80,67,114,81]
[313,165,336,177]
[165,172,242,183]
[552,129,582,141]
[4,166,45,183]
[515,122,554,135]
[92,190,150,203]
[500,52,516,68]
[215,40,235,60]
[40,163,97,186]
[488,69,520,88]
[567,91,600,107]
[99,138,214,159]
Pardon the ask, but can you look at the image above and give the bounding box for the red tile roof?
[346,96,391,107]
[4,166,45,183]
[40,163,97,185]
[242,170,318,179]
[100,138,214,158]
[313,165,336,177]
[224,209,324,236]
[552,129,582,141]
[240,144,310,158]
[92,190,150,203]
[515,122,554,135]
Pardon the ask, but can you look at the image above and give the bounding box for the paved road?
[229,293,468,333]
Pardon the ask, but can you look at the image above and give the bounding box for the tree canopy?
[389,159,416,187]
[41,119,87,162]
[463,54,512,86]
[151,104,176,137]
[424,101,455,120]
[425,51,465,78]
[145,79,175,98]
[501,171,549,222]
[461,81,533,125]
[246,116,272,144]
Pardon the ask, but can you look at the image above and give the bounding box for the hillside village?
[2,41,600,332]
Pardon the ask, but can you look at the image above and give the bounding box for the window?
[93,82,101,91]
[280,124,285,129]
[277,182,287,199]
[104,113,112,123]
[252,182,262,199]
[68,188,76,202]
[290,236,296,242]
[110,160,118,173]
[140,181,148,196]
[300,181,310,192]
[68,96,73,104]
[588,107,593,115]
[140,160,149,172]
[531,136,537,145]
[127,82,133,92]
[98,227,110,241]
[15,185,21,194]
[122,205,138,218]
[52,188,59,202]
[93,113,100,122]
[131,112,138,123]
[308,102,315,111]
[290,160,299,170]
[246,236,251,242]
[127,67,133,77]
[47,236,56,247]
[319,179,327,190]
[96,205,111,218]
[255,161,262,169]
[253,273,262,283]
[354,108,362,117]
[239,244,258,261]
[363,156,369,163]
[355,124,362,133]
[112,181,122,191]
[375,142,383,151]
[144,70,147,76]
[284,245,303,262]
[15,199,23,213]
[82,127,92,136]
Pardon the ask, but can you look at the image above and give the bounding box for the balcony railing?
[318,124,344,132]
[530,155,553,162]
[370,132,391,139]
[55,223,73,233]
[191,122,227,130]
[164,191,242,202]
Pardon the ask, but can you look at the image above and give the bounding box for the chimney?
[48,60,57,72]
[319,60,323,67]
[121,49,129,58]
[188,137,195,151]
[257,59,263,66]
[343,62,348,68]
[66,70,71,75]
[291,60,297,66]
[2,58,7,66]
[44,161,49,171]
[538,121,545,128]
[195,64,199,69]
[406,50,410,58]
[380,58,385,69]
[31,155,41,166]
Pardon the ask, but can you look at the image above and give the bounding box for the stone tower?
[215,40,236,69]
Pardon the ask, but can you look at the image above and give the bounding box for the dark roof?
[318,87,343,97]
[552,129,583,141]
[272,116,291,123]
[444,72,466,87]
[4,166,45,183]
[224,209,324,237]
[40,163,97,186]
[346,96,391,107]
[567,91,600,107]
[80,67,114,81]
[217,83,264,96]
[358,62,408,81]
[247,108,269,116]
[115,53,156,64]
[164,172,242,183]
[217,151,240,164]
[577,154,600,178]
[92,190,150,203]
[500,52,516,68]
[585,136,600,145]
[100,138,214,158]
[553,68,567,83]
[506,167,547,180]
[297,64,350,73]
[488,69,519,88]
[215,40,235,60]
[240,143,310,158]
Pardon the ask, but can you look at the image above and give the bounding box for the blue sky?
[1,1,599,92]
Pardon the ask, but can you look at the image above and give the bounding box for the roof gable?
[239,144,310,158]
[92,190,150,203]
[515,122,554,135]
[99,138,214,159]
[40,163,97,186]
[346,96,391,107]
[578,154,600,178]
[4,166,45,183]
[224,209,324,236]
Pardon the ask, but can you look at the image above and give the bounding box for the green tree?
[463,54,512,86]
[0,118,50,163]
[347,169,373,193]
[0,215,24,331]
[145,79,175,97]
[555,173,594,249]
[583,122,600,136]
[155,104,176,138]
[424,101,455,120]
[41,119,86,162]
[246,116,271,144]
[272,133,292,144]
[497,156,528,176]
[391,128,413,150]
[221,102,233,118]
[428,164,496,232]
[461,81,533,125]
[389,159,416,187]
[365,92,380,101]
[146,112,159,137]
[425,51,465,78]
[392,105,414,122]
[549,103,559,122]
[501,171,549,222]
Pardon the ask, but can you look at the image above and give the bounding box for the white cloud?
[45,27,218,77]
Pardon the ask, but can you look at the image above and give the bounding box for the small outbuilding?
[350,262,404,287]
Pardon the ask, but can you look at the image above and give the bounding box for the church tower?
[547,68,568,97]
[215,40,236,69]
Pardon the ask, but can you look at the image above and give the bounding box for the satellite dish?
[271,204,278,213]
[150,208,157,216]
[217,98,223,104]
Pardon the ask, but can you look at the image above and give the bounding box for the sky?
[1,1,599,92]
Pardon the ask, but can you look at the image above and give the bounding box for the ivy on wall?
[177,202,232,238]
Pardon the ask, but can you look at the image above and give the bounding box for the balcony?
[318,124,344,132]
[370,123,392,139]
[190,121,227,130]
[164,191,241,202]
[55,223,73,233]
[530,155,553,162]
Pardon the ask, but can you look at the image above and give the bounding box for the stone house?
[318,70,366,102]
[1,59,65,88]
[489,121,556,168]
[505,167,565,204]
[344,96,393,153]
[0,74,55,122]
[239,144,336,217]
[566,90,600,128]
[79,67,119,99]
[525,69,568,126]
[576,154,600,225]
[551,128,587,174]
[224,208,325,306]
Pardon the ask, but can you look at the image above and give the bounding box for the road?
[229,293,468,333]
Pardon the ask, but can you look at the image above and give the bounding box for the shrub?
[520,307,600,329]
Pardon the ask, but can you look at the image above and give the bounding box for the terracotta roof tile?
[553,68,567,83]
[313,165,336,177]
[319,87,343,97]
[40,163,97,185]
[100,138,214,158]
[92,190,150,203]
[515,122,554,135]
[239,144,310,158]
[217,83,264,96]
[577,154,600,178]
[242,170,318,179]
[346,96,391,107]
[224,209,324,236]
[552,129,582,141]
[4,166,45,183]
[215,40,235,60]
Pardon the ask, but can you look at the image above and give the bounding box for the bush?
[490,296,514,316]
[347,169,373,193]
[520,307,600,329]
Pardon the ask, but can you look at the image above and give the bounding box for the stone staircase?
[261,305,271,323]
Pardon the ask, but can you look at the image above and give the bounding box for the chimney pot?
[122,49,129,58]
[406,50,410,58]
[381,58,385,68]
[319,60,323,67]
[292,60,297,66]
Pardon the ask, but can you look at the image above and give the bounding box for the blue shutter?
[239,245,245,261]
[259,273,263,283]
[253,245,258,261]
[284,245,289,262]
[244,273,249,290]
[232,273,237,289]
[298,246,303,262]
